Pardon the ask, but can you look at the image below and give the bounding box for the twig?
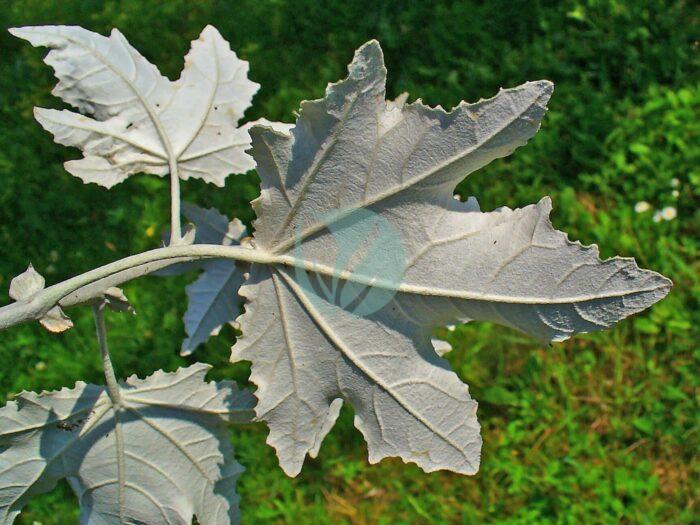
[0,244,274,330]
[0,241,671,332]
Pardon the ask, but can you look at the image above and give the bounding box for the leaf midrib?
[267,252,668,305]
[173,36,222,159]
[275,268,478,471]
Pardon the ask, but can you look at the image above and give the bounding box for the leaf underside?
[10,25,282,187]
[0,364,255,524]
[231,40,672,476]
[180,204,248,355]
[154,202,249,355]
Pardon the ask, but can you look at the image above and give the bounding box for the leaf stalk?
[92,302,122,407]
[168,157,183,246]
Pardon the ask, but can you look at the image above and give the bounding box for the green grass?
[0,0,697,523]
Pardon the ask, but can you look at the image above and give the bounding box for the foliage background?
[0,1,697,523]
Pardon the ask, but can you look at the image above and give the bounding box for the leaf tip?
[179,340,195,357]
[359,38,382,52]
[8,26,36,41]
[277,454,304,478]
[109,27,127,41]
[529,79,555,105]
[538,195,554,212]
[351,39,385,73]
[200,24,222,39]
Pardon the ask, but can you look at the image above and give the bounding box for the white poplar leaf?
[10,25,285,187]
[156,202,249,355]
[182,259,246,356]
[231,40,672,476]
[176,204,248,355]
[0,363,255,524]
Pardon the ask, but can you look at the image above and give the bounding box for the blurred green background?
[0,0,697,523]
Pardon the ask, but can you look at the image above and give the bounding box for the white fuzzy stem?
[0,244,275,331]
[168,157,182,246]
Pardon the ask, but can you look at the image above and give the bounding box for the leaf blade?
[11,25,287,187]
[233,40,671,477]
[0,364,254,524]
[182,260,246,356]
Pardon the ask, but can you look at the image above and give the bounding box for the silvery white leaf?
[153,203,248,354]
[232,40,671,476]
[182,259,246,356]
[176,204,248,356]
[10,25,284,187]
[8,265,44,301]
[0,363,254,524]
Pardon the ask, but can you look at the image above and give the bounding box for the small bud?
[9,264,45,301]
[39,305,73,333]
[224,218,248,245]
[182,223,197,245]
[104,287,135,314]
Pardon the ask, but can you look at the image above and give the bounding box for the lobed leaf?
[155,202,249,355]
[183,259,246,356]
[10,25,286,187]
[231,40,672,476]
[0,363,254,524]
